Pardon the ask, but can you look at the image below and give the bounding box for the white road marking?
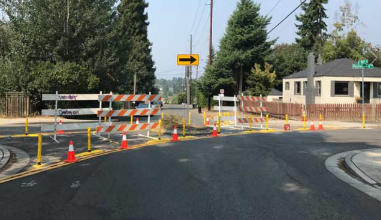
[71,181,81,188]
[21,180,37,187]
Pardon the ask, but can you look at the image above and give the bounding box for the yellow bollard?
[303,113,306,129]
[104,116,107,123]
[158,119,162,140]
[183,118,186,137]
[266,114,269,130]
[249,116,252,131]
[203,112,206,126]
[189,112,191,125]
[130,115,133,125]
[218,114,221,134]
[285,114,288,124]
[319,114,322,121]
[88,127,91,152]
[362,114,365,129]
[25,117,28,135]
[161,112,164,119]
[37,134,42,165]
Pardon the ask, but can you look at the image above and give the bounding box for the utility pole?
[189,34,193,104]
[209,0,213,65]
[186,66,190,118]
[133,73,137,95]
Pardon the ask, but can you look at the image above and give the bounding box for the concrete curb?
[344,151,378,185]
[0,145,11,170]
[0,146,30,180]
[325,151,381,202]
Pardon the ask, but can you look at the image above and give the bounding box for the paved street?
[0,129,380,220]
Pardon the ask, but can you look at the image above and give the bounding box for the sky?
[146,0,381,80]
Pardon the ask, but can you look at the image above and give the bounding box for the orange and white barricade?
[97,93,161,138]
[237,95,267,129]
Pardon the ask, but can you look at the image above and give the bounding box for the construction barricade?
[96,93,161,138]
[41,91,109,141]
[237,95,268,129]
[212,95,238,127]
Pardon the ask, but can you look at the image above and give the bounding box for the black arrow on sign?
[179,56,197,64]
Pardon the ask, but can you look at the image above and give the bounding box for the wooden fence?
[307,104,374,121]
[243,101,381,122]
[0,92,30,117]
[243,101,303,120]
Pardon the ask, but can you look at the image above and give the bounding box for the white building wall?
[283,76,381,104]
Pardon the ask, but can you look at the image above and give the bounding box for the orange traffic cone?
[212,123,218,137]
[205,118,210,126]
[57,120,65,134]
[64,141,78,163]
[171,126,179,141]
[136,118,139,125]
[318,119,324,130]
[119,132,129,149]
[310,120,316,130]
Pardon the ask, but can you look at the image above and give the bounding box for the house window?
[295,82,301,95]
[316,81,321,96]
[378,83,381,96]
[303,81,307,95]
[335,81,349,95]
[285,82,290,90]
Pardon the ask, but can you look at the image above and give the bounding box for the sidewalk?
[345,148,381,185]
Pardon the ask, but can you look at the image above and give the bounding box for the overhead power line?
[190,0,203,34]
[193,0,208,40]
[267,0,307,35]
[265,0,282,17]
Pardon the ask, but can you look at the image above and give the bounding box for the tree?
[266,44,308,90]
[4,0,118,92]
[200,0,274,108]
[245,63,276,96]
[295,0,328,52]
[117,0,157,94]
[322,1,381,67]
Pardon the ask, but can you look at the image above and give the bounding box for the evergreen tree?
[266,44,308,90]
[117,0,157,94]
[245,63,276,96]
[295,0,328,52]
[200,0,274,106]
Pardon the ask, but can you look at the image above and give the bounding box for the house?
[267,88,282,101]
[282,57,381,104]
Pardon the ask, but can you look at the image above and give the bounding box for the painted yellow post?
[285,114,289,124]
[303,113,306,129]
[87,127,91,152]
[266,114,269,130]
[130,115,133,125]
[188,112,191,125]
[249,116,252,131]
[203,112,206,125]
[25,117,28,135]
[161,112,164,119]
[362,114,366,129]
[218,114,221,134]
[319,114,322,121]
[104,116,107,123]
[37,134,42,165]
[182,118,186,137]
[158,119,162,140]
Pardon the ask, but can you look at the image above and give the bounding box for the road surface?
[0,129,381,219]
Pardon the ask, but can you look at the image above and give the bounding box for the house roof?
[284,58,381,79]
[268,88,282,96]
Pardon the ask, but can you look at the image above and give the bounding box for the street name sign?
[352,59,374,69]
[177,54,199,66]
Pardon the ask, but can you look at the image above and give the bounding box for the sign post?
[352,59,374,116]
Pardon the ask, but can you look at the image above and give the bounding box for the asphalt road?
[1,129,381,219]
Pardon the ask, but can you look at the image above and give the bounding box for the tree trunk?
[207,95,211,111]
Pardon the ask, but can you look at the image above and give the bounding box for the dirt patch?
[161,114,213,136]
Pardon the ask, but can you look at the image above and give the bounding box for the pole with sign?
[352,59,374,115]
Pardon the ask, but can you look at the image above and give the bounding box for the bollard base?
[284,124,290,130]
